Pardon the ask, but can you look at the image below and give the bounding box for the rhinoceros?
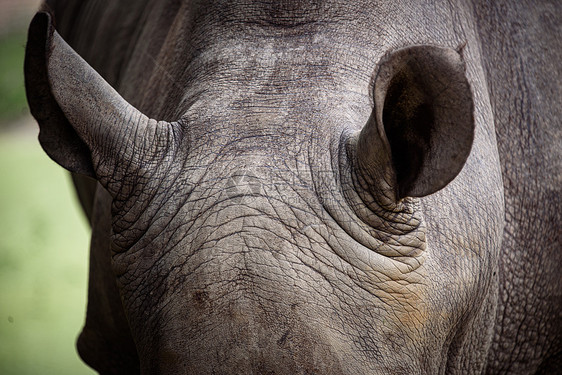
[24,0,560,374]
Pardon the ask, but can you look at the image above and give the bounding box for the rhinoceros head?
[26,10,502,375]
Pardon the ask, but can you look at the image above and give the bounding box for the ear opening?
[382,65,435,198]
[373,45,475,199]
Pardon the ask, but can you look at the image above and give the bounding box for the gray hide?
[24,0,560,374]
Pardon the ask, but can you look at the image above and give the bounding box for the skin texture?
[24,1,560,374]
[473,2,562,373]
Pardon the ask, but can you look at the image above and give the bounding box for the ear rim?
[25,11,96,177]
[25,11,180,188]
[372,45,475,199]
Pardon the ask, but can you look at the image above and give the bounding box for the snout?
[141,294,344,374]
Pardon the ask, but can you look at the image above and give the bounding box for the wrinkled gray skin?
[24,0,560,374]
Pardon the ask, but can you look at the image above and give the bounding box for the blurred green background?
[0,2,96,374]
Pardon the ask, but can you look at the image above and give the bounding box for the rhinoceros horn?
[25,12,177,193]
[355,45,475,202]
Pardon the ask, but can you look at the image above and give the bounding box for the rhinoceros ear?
[355,45,474,201]
[25,12,177,190]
